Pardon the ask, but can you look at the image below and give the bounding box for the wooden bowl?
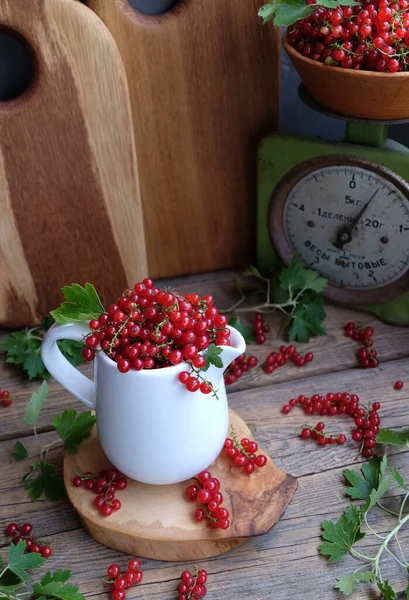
[283,34,409,120]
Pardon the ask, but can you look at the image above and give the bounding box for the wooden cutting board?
[84,0,280,278]
[64,408,298,561]
[0,0,148,327]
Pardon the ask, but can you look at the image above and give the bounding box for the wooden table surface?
[1,271,408,599]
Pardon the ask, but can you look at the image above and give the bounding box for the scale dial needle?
[333,189,379,250]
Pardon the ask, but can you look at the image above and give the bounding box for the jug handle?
[41,322,96,409]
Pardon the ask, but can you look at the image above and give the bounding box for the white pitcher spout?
[219,325,247,370]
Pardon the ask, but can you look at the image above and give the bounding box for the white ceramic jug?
[41,323,245,485]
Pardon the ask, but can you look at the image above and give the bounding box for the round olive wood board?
[64,409,298,561]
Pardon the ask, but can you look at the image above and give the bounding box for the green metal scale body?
[256,88,409,323]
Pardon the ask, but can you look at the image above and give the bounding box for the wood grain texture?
[1,271,409,598]
[0,0,148,327]
[63,409,297,561]
[83,0,280,277]
[1,357,409,598]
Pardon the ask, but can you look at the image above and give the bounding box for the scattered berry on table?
[72,468,127,517]
[5,522,52,557]
[263,345,314,374]
[179,569,208,599]
[394,380,404,390]
[344,323,379,368]
[223,353,258,385]
[186,471,230,530]
[287,1,409,72]
[281,392,381,458]
[224,427,267,474]
[0,390,11,407]
[106,559,143,599]
[253,313,269,344]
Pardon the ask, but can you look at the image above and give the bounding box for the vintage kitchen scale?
[257,85,409,324]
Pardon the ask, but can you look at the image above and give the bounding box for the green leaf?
[377,428,409,447]
[23,381,48,427]
[201,344,224,372]
[50,283,104,324]
[11,441,28,462]
[389,466,409,491]
[228,316,255,343]
[51,410,96,454]
[24,462,67,502]
[273,3,315,26]
[32,570,85,600]
[377,579,397,600]
[258,3,277,23]
[287,294,326,342]
[362,472,393,513]
[344,456,385,501]
[320,506,365,563]
[279,256,307,292]
[8,541,45,582]
[57,340,84,368]
[243,265,265,280]
[296,269,327,294]
[335,571,375,595]
[0,329,49,380]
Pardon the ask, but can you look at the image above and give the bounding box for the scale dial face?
[269,155,409,305]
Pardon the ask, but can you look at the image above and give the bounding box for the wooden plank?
[1,358,409,598]
[84,0,280,278]
[1,437,408,599]
[1,300,408,442]
[0,0,147,327]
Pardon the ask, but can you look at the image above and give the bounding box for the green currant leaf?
[273,3,315,25]
[335,571,375,595]
[377,428,409,447]
[51,410,96,454]
[57,340,84,367]
[344,456,386,500]
[362,472,393,513]
[227,317,255,343]
[24,462,67,502]
[50,283,105,324]
[8,540,45,582]
[32,570,85,600]
[201,344,223,372]
[377,579,397,600]
[389,466,409,491]
[258,3,278,23]
[320,506,365,563]
[11,441,29,462]
[23,381,48,427]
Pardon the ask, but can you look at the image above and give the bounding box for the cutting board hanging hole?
[0,28,35,102]
[127,0,177,16]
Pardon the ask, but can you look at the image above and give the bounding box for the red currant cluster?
[82,280,230,381]
[179,569,208,600]
[287,0,409,72]
[224,353,258,385]
[73,468,127,517]
[299,422,347,446]
[1,389,11,407]
[253,314,269,344]
[223,427,267,474]
[186,471,230,530]
[107,560,143,600]
[394,380,404,390]
[344,322,379,368]
[263,345,314,374]
[281,392,381,458]
[178,361,213,396]
[5,522,52,558]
